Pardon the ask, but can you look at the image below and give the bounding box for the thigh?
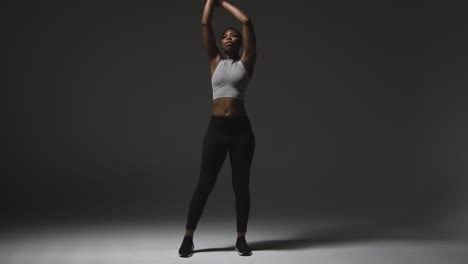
[197,129,230,186]
[229,128,255,178]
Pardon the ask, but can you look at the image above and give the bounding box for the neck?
[225,53,240,60]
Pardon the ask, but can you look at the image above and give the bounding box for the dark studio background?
[4,0,468,238]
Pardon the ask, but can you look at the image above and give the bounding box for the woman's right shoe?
[178,236,195,258]
[235,236,252,256]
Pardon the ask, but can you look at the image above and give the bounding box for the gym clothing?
[235,236,253,256]
[178,235,194,258]
[185,115,255,233]
[211,59,250,101]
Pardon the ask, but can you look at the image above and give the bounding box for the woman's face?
[221,29,242,53]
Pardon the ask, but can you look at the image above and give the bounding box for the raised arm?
[202,0,222,74]
[220,0,257,76]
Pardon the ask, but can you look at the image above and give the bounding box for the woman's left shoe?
[178,235,194,258]
[235,236,253,256]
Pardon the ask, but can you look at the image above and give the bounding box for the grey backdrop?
[5,0,468,237]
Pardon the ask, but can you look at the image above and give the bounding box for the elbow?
[241,17,252,24]
[201,17,211,26]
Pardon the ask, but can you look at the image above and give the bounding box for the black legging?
[185,115,255,233]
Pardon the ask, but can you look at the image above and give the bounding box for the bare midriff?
[212,97,247,117]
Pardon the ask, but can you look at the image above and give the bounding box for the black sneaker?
[178,236,194,258]
[235,236,252,256]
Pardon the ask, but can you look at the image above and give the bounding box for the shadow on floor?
[192,221,385,253]
[249,219,448,251]
[249,221,385,250]
[191,218,454,253]
[193,246,235,253]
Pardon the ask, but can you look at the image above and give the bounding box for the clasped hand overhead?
[203,0,225,7]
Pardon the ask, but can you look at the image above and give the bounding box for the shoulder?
[210,55,224,76]
[239,57,254,80]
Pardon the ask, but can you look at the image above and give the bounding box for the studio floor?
[1,218,467,264]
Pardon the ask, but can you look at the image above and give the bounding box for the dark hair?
[223,27,243,42]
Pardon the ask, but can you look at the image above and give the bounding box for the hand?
[203,0,222,7]
[214,0,225,6]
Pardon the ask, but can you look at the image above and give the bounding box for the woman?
[178,0,257,258]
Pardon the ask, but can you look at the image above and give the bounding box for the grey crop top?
[211,58,250,101]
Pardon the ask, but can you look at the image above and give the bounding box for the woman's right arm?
[202,0,222,73]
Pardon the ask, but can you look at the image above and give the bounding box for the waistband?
[207,115,251,132]
[210,114,250,121]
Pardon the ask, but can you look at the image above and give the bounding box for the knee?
[232,183,250,196]
[194,183,215,198]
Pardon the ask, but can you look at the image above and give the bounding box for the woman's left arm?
[220,0,257,64]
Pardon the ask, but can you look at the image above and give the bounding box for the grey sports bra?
[211,58,250,101]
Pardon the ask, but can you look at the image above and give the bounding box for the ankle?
[185,229,194,237]
[237,232,246,239]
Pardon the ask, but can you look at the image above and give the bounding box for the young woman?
[178,0,257,258]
